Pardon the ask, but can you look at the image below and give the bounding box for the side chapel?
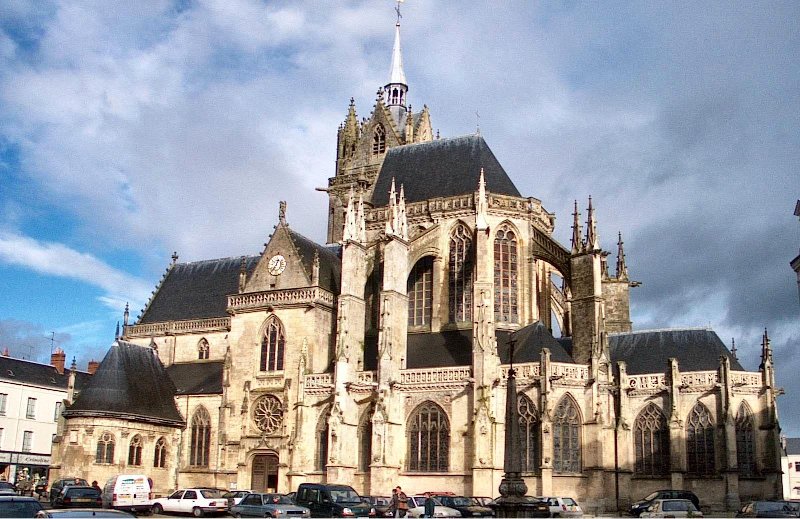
[49,12,783,514]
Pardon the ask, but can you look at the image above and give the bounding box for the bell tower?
[384,1,408,126]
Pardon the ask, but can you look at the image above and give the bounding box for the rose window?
[254,395,283,433]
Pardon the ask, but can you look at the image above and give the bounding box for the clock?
[267,254,286,275]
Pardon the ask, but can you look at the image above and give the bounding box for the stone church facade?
[49,17,783,514]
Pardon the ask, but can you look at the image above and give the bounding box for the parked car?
[640,499,703,518]
[48,478,89,507]
[736,501,799,518]
[535,496,583,518]
[0,495,44,517]
[472,497,493,507]
[102,474,153,513]
[405,495,462,518]
[151,488,229,517]
[436,495,494,517]
[294,483,375,517]
[0,481,16,492]
[36,509,135,518]
[362,495,393,517]
[223,490,253,510]
[630,491,700,517]
[51,485,102,508]
[230,492,311,517]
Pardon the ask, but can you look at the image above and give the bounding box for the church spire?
[385,1,408,124]
[571,200,584,253]
[616,231,628,280]
[585,196,599,251]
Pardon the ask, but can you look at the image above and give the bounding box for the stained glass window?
[553,396,581,473]
[408,257,433,326]
[494,225,518,323]
[449,224,473,323]
[128,434,143,466]
[408,402,450,472]
[634,403,669,476]
[373,124,386,154]
[260,317,285,371]
[154,437,167,468]
[358,408,373,472]
[96,431,115,464]
[518,394,539,473]
[736,402,756,477]
[686,402,715,476]
[198,338,209,360]
[190,407,211,467]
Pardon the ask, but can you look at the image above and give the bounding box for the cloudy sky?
[1,1,798,432]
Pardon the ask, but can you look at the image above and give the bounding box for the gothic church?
[50,14,783,514]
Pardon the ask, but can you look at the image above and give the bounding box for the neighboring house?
[782,438,800,499]
[0,349,92,483]
[49,12,784,514]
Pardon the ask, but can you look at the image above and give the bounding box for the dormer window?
[372,124,386,155]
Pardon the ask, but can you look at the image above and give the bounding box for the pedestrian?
[395,486,408,518]
[423,492,435,518]
[91,480,101,492]
[390,487,398,517]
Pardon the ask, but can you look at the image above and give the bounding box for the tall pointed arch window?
[686,402,715,476]
[154,437,167,468]
[198,338,209,360]
[358,408,373,472]
[260,317,285,372]
[494,225,519,323]
[518,394,539,473]
[553,395,581,473]
[95,431,115,464]
[190,407,211,467]
[128,434,143,466]
[408,401,449,472]
[315,409,329,472]
[449,224,474,323]
[408,256,433,327]
[736,402,756,477]
[634,403,669,476]
[372,124,386,154]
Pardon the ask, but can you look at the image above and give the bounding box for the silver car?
[230,492,311,518]
[405,495,462,518]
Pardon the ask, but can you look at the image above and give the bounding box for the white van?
[102,474,153,513]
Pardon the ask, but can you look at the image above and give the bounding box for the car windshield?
[0,501,43,516]
[451,497,473,506]
[66,487,100,497]
[563,498,576,506]
[643,492,659,501]
[662,501,690,511]
[330,489,361,504]
[200,489,224,498]
[760,501,790,512]
[265,494,293,504]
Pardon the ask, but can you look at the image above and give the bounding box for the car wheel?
[152,503,163,515]
[192,506,204,517]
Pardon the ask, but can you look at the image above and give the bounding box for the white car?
[151,488,228,517]
[640,499,703,518]
[535,496,583,518]
[405,495,462,518]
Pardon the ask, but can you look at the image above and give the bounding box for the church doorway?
[251,453,279,492]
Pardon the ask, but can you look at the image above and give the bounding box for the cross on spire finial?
[395,0,404,25]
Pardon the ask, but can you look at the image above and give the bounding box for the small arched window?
[127,434,143,466]
[198,338,209,360]
[358,408,373,472]
[408,256,434,327]
[190,407,211,467]
[448,223,474,323]
[260,317,285,372]
[95,431,115,464]
[153,437,167,468]
[736,402,756,477]
[408,401,449,472]
[372,124,386,154]
[633,403,669,476]
[316,408,329,472]
[552,395,581,473]
[686,402,715,476]
[494,225,519,323]
[518,394,539,473]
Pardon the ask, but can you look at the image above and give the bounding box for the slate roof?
[287,229,341,295]
[372,134,521,206]
[406,330,473,368]
[64,341,184,426]
[496,322,573,363]
[167,361,223,395]
[609,328,744,375]
[139,256,259,324]
[0,356,92,392]
[785,438,800,456]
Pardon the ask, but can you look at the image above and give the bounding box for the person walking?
[423,492,436,518]
[390,488,399,518]
[396,486,408,518]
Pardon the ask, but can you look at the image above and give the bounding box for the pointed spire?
[616,231,628,280]
[760,328,772,366]
[384,2,408,124]
[357,194,366,243]
[385,179,397,236]
[123,302,129,327]
[476,168,489,231]
[585,196,599,251]
[571,200,584,253]
[114,321,120,340]
[398,184,408,240]
[731,338,738,360]
[389,17,407,86]
[278,201,287,225]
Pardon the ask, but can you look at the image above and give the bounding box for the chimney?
[51,347,66,374]
[87,360,99,375]
[1,348,9,357]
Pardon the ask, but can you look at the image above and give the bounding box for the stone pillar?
[569,250,603,364]
[667,358,685,490]
[539,348,553,496]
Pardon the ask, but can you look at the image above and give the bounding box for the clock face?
[268,254,286,275]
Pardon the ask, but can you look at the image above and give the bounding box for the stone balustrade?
[730,371,762,387]
[124,317,230,337]
[228,287,334,312]
[628,374,667,390]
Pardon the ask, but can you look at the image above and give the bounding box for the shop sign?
[0,452,11,463]
[15,453,50,465]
